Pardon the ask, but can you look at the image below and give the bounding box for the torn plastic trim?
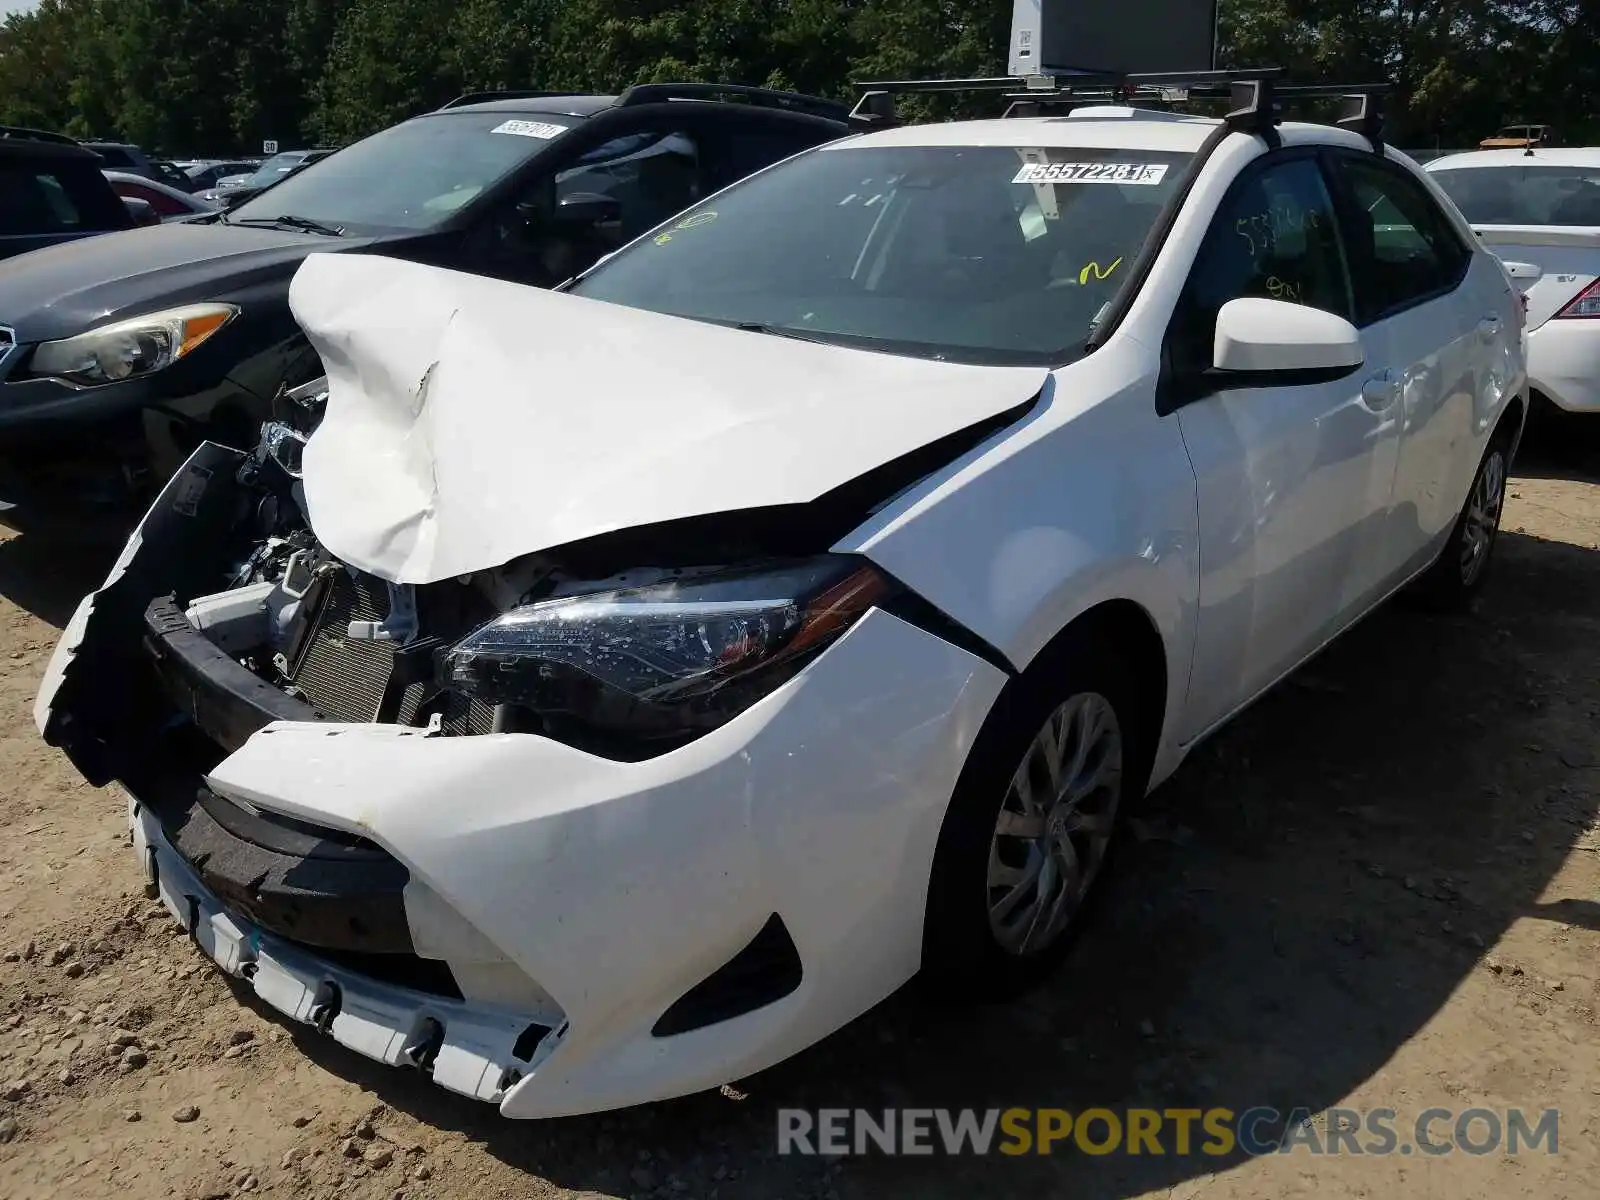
[40,444,258,787]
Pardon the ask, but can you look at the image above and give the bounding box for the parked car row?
[177,158,265,191]
[0,86,863,529]
[16,68,1551,1125]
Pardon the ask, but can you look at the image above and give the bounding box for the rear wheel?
[921,635,1151,998]
[1412,433,1510,610]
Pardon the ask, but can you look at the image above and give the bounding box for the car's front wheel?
[922,635,1148,998]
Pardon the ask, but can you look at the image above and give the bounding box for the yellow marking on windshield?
[1079,256,1123,285]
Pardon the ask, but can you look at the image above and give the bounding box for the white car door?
[1164,151,1399,740]
[1327,151,1503,585]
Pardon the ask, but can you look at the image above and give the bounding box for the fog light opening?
[512,1022,554,1063]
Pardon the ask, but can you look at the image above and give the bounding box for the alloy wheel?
[987,692,1124,956]
[1460,447,1506,587]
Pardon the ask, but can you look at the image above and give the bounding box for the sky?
[2,1,38,15]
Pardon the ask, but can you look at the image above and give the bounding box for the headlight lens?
[27,303,238,386]
[441,556,893,754]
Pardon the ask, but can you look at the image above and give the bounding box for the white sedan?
[37,96,1526,1118]
[1426,148,1600,413]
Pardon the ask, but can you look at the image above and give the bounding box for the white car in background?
[1427,148,1600,414]
[36,93,1525,1119]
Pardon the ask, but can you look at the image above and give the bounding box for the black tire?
[920,631,1154,1001]
[1410,429,1512,611]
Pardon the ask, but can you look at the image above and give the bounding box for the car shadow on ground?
[0,530,117,629]
[254,514,1600,1200]
[1515,406,1600,485]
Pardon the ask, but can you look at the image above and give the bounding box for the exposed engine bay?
[157,377,969,762]
[178,377,513,736]
[171,377,809,754]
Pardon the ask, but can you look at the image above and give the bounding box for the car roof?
[0,137,102,164]
[1426,147,1600,170]
[829,108,1377,156]
[436,95,620,119]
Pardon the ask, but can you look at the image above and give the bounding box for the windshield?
[229,111,579,230]
[1430,164,1600,226]
[570,144,1191,365]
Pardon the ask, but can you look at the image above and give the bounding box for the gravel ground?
[1,423,1598,1200]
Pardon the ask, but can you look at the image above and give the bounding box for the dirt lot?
[1,426,1598,1200]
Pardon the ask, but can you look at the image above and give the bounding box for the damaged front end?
[35,359,1030,1113]
[36,382,583,1099]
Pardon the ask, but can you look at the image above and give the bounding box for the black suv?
[0,127,138,262]
[0,85,863,531]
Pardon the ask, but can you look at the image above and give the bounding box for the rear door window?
[0,161,128,233]
[0,167,85,233]
[1328,153,1472,323]
[554,128,704,241]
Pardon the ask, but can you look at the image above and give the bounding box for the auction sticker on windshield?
[1014,162,1170,185]
[491,120,566,140]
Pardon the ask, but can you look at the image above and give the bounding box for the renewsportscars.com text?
[776,1106,1559,1157]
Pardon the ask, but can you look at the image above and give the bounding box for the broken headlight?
[440,557,891,751]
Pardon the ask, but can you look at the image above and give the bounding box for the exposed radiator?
[289,571,395,722]
[286,569,497,736]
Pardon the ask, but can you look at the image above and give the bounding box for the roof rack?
[616,82,852,123]
[0,124,81,146]
[438,90,577,110]
[850,69,1391,152]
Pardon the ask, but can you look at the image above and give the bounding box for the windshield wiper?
[730,321,828,345]
[230,214,345,237]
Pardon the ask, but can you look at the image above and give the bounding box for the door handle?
[1478,316,1503,339]
[1361,370,1399,412]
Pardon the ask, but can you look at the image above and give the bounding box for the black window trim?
[1320,147,1473,328]
[1156,143,1359,415]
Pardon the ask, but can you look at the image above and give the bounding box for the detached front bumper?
[37,446,1008,1118]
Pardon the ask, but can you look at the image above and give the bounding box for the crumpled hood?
[288,254,1050,585]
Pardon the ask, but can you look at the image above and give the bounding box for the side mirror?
[1499,258,1543,286]
[1213,297,1363,376]
[554,191,621,227]
[122,196,160,227]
